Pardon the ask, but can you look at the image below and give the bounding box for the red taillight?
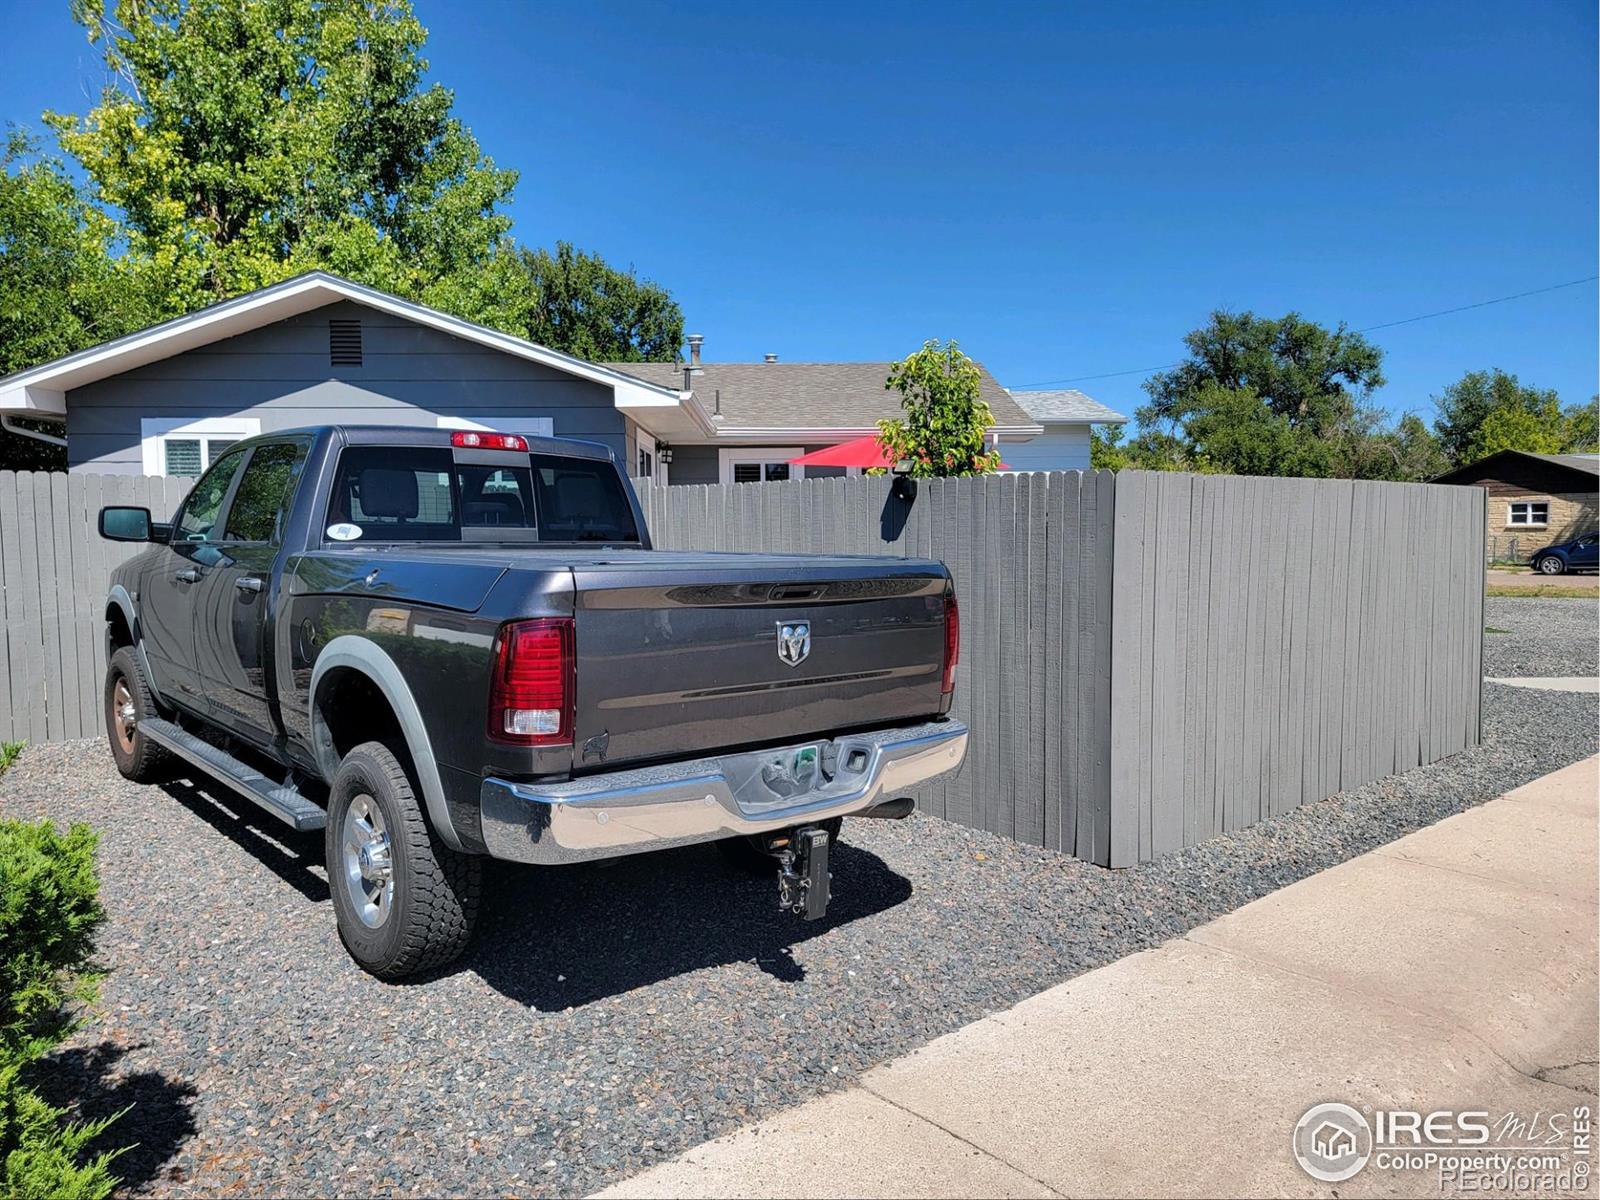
[487,618,574,745]
[942,593,959,695]
[451,430,529,452]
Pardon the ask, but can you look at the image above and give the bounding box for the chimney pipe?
[687,333,703,367]
[763,353,778,363]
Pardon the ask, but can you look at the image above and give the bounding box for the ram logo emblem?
[776,620,811,667]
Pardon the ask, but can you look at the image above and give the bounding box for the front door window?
[174,448,249,543]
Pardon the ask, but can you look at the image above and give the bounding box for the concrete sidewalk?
[1486,676,1600,693]
[597,757,1600,1199]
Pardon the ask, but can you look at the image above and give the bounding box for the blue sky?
[2,0,1594,422]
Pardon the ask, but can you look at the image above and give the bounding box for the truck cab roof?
[249,424,617,463]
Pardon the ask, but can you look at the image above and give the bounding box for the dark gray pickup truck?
[98,426,967,978]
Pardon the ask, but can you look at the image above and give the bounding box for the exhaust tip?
[858,796,916,820]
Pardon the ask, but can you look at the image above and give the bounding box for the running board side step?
[141,717,327,832]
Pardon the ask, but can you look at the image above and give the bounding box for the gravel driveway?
[1483,595,1599,677]
[3,625,1594,1198]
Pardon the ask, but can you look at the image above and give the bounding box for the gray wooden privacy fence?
[0,471,188,748]
[1106,472,1486,866]
[0,468,1483,868]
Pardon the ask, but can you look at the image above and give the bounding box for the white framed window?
[141,417,261,476]
[436,415,554,438]
[635,428,662,482]
[718,447,805,485]
[1507,501,1549,527]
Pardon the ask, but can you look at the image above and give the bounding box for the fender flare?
[309,636,463,851]
[105,585,163,705]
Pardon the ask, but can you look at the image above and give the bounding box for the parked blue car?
[1530,532,1599,575]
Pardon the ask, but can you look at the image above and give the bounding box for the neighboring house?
[1004,389,1129,472]
[603,342,1044,484]
[1432,450,1600,550]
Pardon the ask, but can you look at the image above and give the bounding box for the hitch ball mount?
[775,825,832,921]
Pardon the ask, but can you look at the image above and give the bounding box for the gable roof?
[1431,449,1600,487]
[1011,388,1129,424]
[604,360,1043,437]
[0,271,699,426]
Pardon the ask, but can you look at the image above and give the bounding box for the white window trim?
[435,415,554,438]
[1507,501,1550,528]
[718,447,806,485]
[635,427,666,484]
[141,416,260,476]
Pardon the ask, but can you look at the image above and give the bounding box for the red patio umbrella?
[789,437,1010,471]
[788,436,896,470]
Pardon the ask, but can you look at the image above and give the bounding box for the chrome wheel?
[1537,556,1565,575]
[111,677,137,753]
[341,794,394,929]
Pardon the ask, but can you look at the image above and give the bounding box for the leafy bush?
[0,819,121,1199]
[0,743,22,774]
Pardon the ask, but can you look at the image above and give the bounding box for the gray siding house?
[0,272,1115,482]
[0,272,703,477]
[1003,390,1129,472]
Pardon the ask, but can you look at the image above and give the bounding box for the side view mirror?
[99,505,154,542]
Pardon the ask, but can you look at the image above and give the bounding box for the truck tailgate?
[570,553,950,769]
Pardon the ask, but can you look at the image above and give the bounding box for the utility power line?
[1011,275,1598,390]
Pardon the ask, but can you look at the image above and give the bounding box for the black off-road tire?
[105,645,172,783]
[716,817,843,874]
[326,741,481,980]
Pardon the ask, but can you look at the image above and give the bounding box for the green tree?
[0,131,150,469]
[1142,309,1386,431]
[49,0,521,316]
[1372,412,1451,482]
[877,340,1001,476]
[1564,397,1599,453]
[1430,369,1590,464]
[1132,310,1389,478]
[19,0,678,361]
[1089,424,1131,471]
[516,243,682,363]
[0,131,145,380]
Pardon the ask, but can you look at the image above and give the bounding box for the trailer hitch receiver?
[776,825,831,920]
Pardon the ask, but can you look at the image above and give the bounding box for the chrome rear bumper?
[480,719,968,865]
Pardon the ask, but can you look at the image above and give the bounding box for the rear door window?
[223,442,310,543]
[329,447,460,541]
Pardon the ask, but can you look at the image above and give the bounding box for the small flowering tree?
[877,340,1002,477]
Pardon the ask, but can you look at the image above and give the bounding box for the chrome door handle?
[174,567,201,584]
[235,576,264,594]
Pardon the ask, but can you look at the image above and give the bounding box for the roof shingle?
[1011,389,1129,424]
[604,361,1041,432]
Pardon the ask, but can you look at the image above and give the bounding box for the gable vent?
[329,318,363,367]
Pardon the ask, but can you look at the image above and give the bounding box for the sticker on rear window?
[327,523,363,541]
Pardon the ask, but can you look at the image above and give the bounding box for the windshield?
[326,446,640,544]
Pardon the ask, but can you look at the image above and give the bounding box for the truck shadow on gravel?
[463,841,913,1009]
[157,774,912,1008]
[29,1041,199,1192]
[159,775,330,903]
